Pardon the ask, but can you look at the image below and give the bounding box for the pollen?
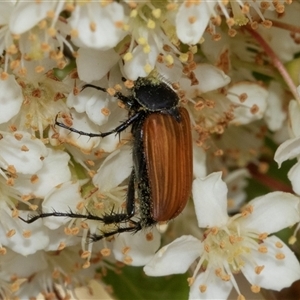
[10,59,20,70]
[275,253,285,260]
[101,107,110,116]
[179,53,189,63]
[81,250,91,259]
[23,230,31,238]
[11,209,18,218]
[146,232,154,241]
[241,205,253,216]
[71,227,80,235]
[258,232,268,240]
[250,104,259,114]
[130,9,138,18]
[144,63,153,74]
[204,244,210,253]
[6,229,16,238]
[101,248,111,256]
[258,245,268,253]
[123,52,133,62]
[289,235,297,245]
[164,54,174,66]
[89,21,97,32]
[7,165,16,174]
[30,174,39,184]
[0,247,6,255]
[83,261,91,269]
[255,265,265,274]
[226,18,235,27]
[0,72,8,80]
[35,65,45,73]
[14,133,23,140]
[143,44,151,54]
[124,255,133,265]
[251,285,261,293]
[57,242,66,250]
[188,16,197,24]
[275,241,283,248]
[187,277,194,286]
[211,227,219,235]
[64,227,72,235]
[262,20,272,28]
[147,19,156,29]
[152,8,161,19]
[237,294,246,300]
[122,246,131,255]
[115,21,124,29]
[70,28,79,38]
[239,93,248,102]
[21,145,29,152]
[199,285,207,293]
[275,4,285,13]
[47,27,57,37]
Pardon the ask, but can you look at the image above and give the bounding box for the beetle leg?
[20,170,136,224]
[55,110,144,138]
[82,84,134,108]
[89,220,142,242]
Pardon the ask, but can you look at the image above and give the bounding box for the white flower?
[275,99,300,194]
[68,2,126,50]
[144,172,300,299]
[176,1,215,44]
[0,74,23,124]
[227,82,268,125]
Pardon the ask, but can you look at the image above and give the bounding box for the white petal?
[194,64,231,93]
[0,75,23,124]
[237,192,300,234]
[176,2,215,45]
[288,160,300,195]
[189,271,232,300]
[228,82,268,124]
[274,136,300,167]
[42,181,82,230]
[14,148,71,198]
[0,131,47,174]
[123,45,157,80]
[144,235,202,276]
[193,143,207,178]
[55,110,101,153]
[1,250,48,278]
[225,169,250,213]
[77,48,119,83]
[45,227,81,251]
[289,99,300,137]
[69,3,125,50]
[9,2,56,34]
[242,235,300,291]
[180,64,231,95]
[264,82,286,131]
[192,172,229,228]
[1,209,49,256]
[93,147,132,192]
[113,228,161,266]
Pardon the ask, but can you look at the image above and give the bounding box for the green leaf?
[102,265,189,300]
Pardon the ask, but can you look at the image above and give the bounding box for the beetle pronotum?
[20,75,193,241]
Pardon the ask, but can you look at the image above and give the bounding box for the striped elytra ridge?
[143,107,193,221]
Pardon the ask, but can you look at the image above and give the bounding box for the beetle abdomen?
[143,107,193,221]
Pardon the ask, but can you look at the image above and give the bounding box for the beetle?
[20,75,193,242]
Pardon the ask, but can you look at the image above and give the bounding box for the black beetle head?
[132,77,179,112]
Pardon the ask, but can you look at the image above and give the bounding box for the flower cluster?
[0,0,300,299]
